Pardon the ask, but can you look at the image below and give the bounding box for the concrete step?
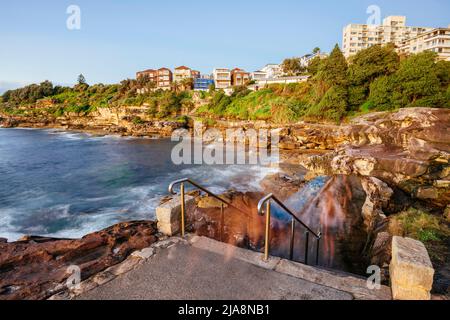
[75,238,353,300]
[189,235,392,300]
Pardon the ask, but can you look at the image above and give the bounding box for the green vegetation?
[0,76,191,120]
[197,84,310,123]
[1,44,449,123]
[389,208,450,243]
[281,57,305,76]
[197,44,448,123]
[389,207,450,263]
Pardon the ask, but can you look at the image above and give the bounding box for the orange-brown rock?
[0,221,158,300]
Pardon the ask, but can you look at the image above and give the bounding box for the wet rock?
[260,173,304,200]
[197,196,230,209]
[0,221,158,300]
[187,191,265,249]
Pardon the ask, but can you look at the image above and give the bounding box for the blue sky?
[0,0,449,91]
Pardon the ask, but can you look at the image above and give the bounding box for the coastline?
[0,107,449,299]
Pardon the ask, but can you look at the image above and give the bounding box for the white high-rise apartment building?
[342,16,433,58]
[398,27,450,61]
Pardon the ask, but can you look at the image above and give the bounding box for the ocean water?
[0,128,279,241]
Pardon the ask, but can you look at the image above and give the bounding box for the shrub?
[307,86,348,122]
[132,116,144,125]
[389,208,450,243]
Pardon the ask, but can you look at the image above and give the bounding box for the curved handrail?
[257,193,321,239]
[169,178,249,215]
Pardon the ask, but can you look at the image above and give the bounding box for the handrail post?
[304,231,310,265]
[180,182,185,237]
[316,236,320,266]
[289,219,295,261]
[220,203,224,242]
[264,201,271,261]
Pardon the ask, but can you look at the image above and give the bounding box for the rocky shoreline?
[0,107,449,299]
[0,221,158,300]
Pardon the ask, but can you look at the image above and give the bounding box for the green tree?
[281,58,304,76]
[435,60,450,88]
[394,51,444,107]
[317,44,348,86]
[308,86,348,122]
[348,44,399,86]
[368,75,397,110]
[312,47,321,54]
[307,56,322,76]
[347,44,400,110]
[77,74,87,85]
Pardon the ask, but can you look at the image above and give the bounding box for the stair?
[69,235,391,300]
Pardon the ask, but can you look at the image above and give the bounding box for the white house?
[260,64,283,79]
[299,52,328,68]
[250,70,268,81]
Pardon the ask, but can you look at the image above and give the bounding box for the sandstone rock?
[91,271,116,286]
[259,173,304,200]
[370,232,392,283]
[444,206,450,222]
[156,195,195,236]
[434,180,450,188]
[131,247,155,260]
[297,108,450,208]
[390,236,434,300]
[105,257,141,276]
[197,196,229,209]
[416,187,439,200]
[70,279,98,296]
[360,177,393,231]
[0,238,7,244]
[0,221,158,300]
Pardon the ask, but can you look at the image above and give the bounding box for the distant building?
[191,70,201,79]
[342,16,433,58]
[299,52,328,67]
[231,68,250,86]
[173,66,201,82]
[260,64,282,79]
[136,69,157,83]
[173,66,191,82]
[398,27,450,61]
[194,77,215,91]
[156,68,173,90]
[213,68,232,89]
[256,75,310,86]
[250,70,268,81]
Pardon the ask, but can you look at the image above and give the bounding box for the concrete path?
[78,241,351,300]
[74,236,391,300]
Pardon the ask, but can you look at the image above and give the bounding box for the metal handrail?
[257,194,322,265]
[169,178,249,238]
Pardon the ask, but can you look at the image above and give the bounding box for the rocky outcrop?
[0,106,185,137]
[360,177,393,232]
[296,108,449,208]
[0,221,158,300]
